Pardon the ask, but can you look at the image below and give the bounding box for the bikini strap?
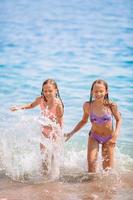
[40,96,46,110]
[89,101,93,114]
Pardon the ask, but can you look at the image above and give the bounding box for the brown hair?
[41,79,64,108]
[89,79,110,105]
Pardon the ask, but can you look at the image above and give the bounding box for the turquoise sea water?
[0,0,133,199]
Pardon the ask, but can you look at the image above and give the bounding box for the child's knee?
[88,155,97,164]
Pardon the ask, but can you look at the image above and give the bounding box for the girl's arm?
[65,102,90,141]
[111,103,122,141]
[56,102,64,127]
[10,97,41,111]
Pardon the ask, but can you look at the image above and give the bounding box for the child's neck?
[46,97,56,107]
[94,99,104,106]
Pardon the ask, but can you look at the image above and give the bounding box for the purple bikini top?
[90,112,112,125]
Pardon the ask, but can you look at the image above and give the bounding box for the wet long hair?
[41,79,64,108]
[89,79,110,106]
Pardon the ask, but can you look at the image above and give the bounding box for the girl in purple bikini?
[65,79,121,172]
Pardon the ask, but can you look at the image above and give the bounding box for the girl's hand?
[10,106,20,111]
[64,133,72,142]
[109,132,117,146]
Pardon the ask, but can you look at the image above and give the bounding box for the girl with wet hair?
[65,79,121,172]
[11,79,64,177]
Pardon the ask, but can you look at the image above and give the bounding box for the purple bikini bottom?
[90,131,112,144]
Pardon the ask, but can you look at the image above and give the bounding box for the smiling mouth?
[46,96,51,98]
[96,96,103,99]
[46,95,54,99]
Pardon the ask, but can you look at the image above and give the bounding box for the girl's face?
[92,83,107,100]
[43,84,57,100]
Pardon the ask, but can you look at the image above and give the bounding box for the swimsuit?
[90,130,112,144]
[90,113,112,125]
[89,103,113,144]
[39,97,63,177]
[39,97,58,143]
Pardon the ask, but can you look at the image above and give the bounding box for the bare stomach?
[91,123,113,137]
[42,125,53,138]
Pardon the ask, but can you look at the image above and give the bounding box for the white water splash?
[0,111,64,182]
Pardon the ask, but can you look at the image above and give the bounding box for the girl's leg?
[51,153,60,178]
[40,143,50,174]
[40,143,45,153]
[87,135,99,173]
[102,142,115,170]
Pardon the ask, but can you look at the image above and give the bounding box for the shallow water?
[0,171,133,200]
[0,0,133,199]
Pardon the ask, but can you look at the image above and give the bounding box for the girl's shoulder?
[84,101,93,106]
[106,100,119,114]
[83,101,89,106]
[55,98,64,110]
[55,98,64,117]
[83,101,92,112]
[107,100,117,108]
[35,96,44,104]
